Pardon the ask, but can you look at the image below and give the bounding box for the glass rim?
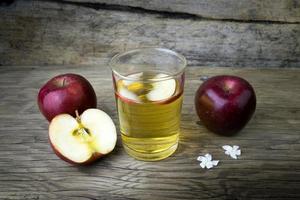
[109,47,187,82]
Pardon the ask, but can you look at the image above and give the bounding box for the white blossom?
[222,145,241,159]
[197,153,219,169]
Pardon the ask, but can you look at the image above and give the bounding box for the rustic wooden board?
[63,0,300,23]
[0,0,299,67]
[0,65,299,199]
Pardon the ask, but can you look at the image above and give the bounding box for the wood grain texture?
[0,65,299,199]
[63,0,300,23]
[0,0,299,67]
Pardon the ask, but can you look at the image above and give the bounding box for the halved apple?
[146,73,176,101]
[49,109,117,165]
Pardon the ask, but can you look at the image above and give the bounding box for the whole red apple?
[38,73,97,121]
[195,75,256,135]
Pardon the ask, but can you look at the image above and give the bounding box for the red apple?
[49,109,117,165]
[38,73,97,121]
[195,75,256,135]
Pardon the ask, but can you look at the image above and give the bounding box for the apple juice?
[114,71,184,161]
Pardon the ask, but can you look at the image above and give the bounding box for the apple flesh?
[38,73,97,121]
[49,109,117,165]
[146,73,176,101]
[195,75,256,135]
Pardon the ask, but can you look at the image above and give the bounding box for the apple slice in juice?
[117,73,144,103]
[117,72,176,103]
[146,73,176,101]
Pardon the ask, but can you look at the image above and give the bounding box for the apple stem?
[75,110,80,123]
[74,110,91,139]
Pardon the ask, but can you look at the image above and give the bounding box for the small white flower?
[222,145,241,159]
[197,153,219,169]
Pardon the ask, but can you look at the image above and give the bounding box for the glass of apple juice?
[110,48,186,161]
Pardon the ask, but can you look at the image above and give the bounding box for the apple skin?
[49,140,103,165]
[195,75,256,135]
[38,73,97,121]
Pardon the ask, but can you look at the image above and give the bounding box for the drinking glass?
[110,48,186,161]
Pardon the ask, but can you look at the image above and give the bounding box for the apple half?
[49,109,117,165]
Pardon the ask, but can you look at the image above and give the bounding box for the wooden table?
[0,65,300,199]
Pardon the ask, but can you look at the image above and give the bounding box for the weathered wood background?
[0,0,300,67]
[0,65,300,199]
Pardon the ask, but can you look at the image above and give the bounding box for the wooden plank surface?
[0,65,299,199]
[64,0,300,23]
[0,0,299,67]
